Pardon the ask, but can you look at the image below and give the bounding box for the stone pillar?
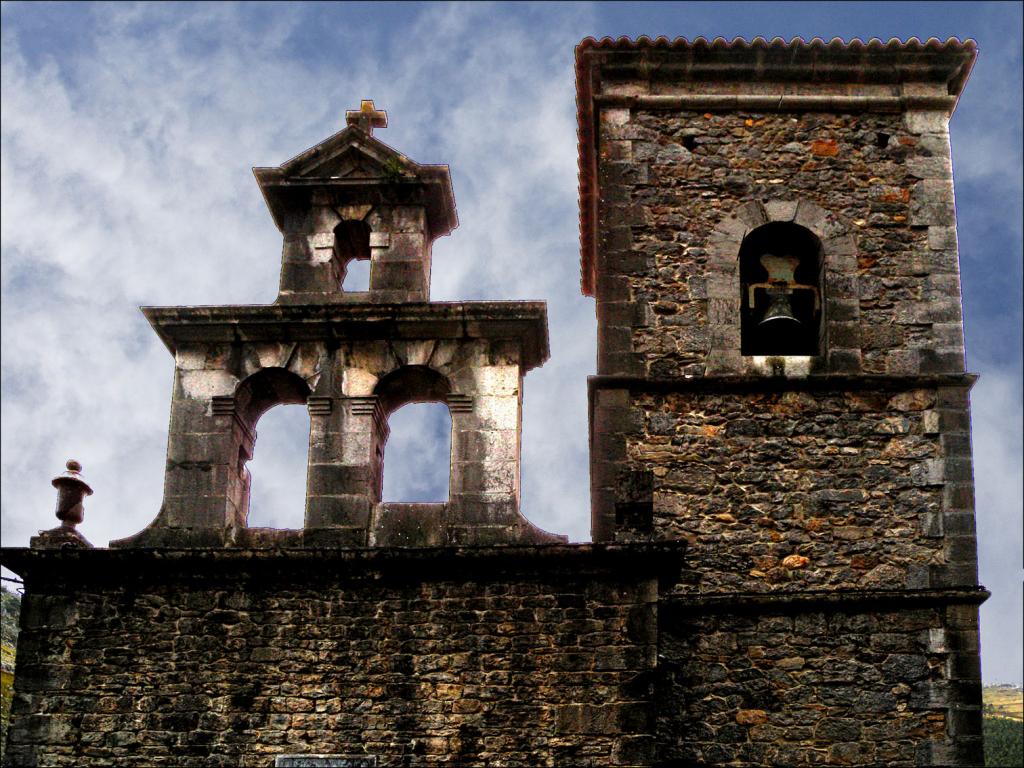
[156,366,241,538]
[368,206,430,301]
[304,394,386,544]
[449,365,523,540]
[278,191,343,303]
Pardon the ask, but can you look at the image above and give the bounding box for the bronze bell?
[52,459,93,526]
[759,288,800,326]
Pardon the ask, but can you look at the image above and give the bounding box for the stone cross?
[345,100,388,136]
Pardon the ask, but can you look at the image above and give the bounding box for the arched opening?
[372,366,452,503]
[381,403,452,502]
[739,222,824,357]
[334,220,372,292]
[230,367,311,528]
[245,404,311,529]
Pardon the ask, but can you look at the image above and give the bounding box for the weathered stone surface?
[2,546,669,768]
[4,40,988,768]
[592,106,967,378]
[609,383,957,593]
[656,602,975,767]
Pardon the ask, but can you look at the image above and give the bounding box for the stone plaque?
[274,757,377,768]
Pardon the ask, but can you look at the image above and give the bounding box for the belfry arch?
[705,199,861,376]
[229,367,311,528]
[113,101,561,549]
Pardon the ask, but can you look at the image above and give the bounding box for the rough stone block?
[885,349,920,376]
[307,463,373,496]
[178,369,238,401]
[371,503,447,547]
[304,494,372,528]
[454,429,517,463]
[918,348,964,374]
[763,199,798,223]
[927,226,958,251]
[906,155,952,180]
[910,180,957,227]
[370,261,427,295]
[903,111,949,135]
[280,262,335,293]
[473,395,520,430]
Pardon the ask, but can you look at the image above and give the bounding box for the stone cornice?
[141,300,550,372]
[0,542,686,585]
[593,93,958,113]
[664,586,990,615]
[577,36,977,94]
[588,372,978,395]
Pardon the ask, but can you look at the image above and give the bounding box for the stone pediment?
[253,123,457,239]
[277,126,419,181]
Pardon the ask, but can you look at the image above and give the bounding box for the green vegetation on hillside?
[983,685,1024,766]
[1,584,21,761]
[985,715,1024,767]
[985,685,1024,722]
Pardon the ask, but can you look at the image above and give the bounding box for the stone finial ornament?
[30,459,95,549]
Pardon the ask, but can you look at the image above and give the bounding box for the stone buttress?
[577,37,988,767]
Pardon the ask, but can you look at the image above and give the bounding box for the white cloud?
[0,2,597,550]
[972,367,1024,685]
[1,2,1021,684]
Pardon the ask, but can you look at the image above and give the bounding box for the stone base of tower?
[658,591,987,767]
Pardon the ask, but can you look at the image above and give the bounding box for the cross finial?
[345,100,388,136]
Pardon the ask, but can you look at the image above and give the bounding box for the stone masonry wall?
[595,107,963,378]
[635,386,944,593]
[590,378,980,594]
[3,548,660,768]
[657,600,984,767]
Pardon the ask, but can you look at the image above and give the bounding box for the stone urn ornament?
[30,459,95,549]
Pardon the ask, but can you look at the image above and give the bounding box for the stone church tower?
[577,36,986,765]
[3,39,986,768]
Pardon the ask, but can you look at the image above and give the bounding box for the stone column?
[368,206,429,301]
[112,362,242,546]
[449,364,523,541]
[277,191,342,303]
[304,394,386,545]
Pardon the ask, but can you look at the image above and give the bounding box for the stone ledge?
[594,93,958,114]
[142,301,550,372]
[589,372,977,396]
[664,586,990,616]
[0,542,687,587]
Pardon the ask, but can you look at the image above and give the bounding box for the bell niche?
[739,222,823,357]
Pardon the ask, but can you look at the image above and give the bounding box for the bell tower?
[258,100,455,305]
[578,37,987,766]
[114,101,559,549]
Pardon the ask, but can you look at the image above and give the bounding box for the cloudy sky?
[1,2,1021,684]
